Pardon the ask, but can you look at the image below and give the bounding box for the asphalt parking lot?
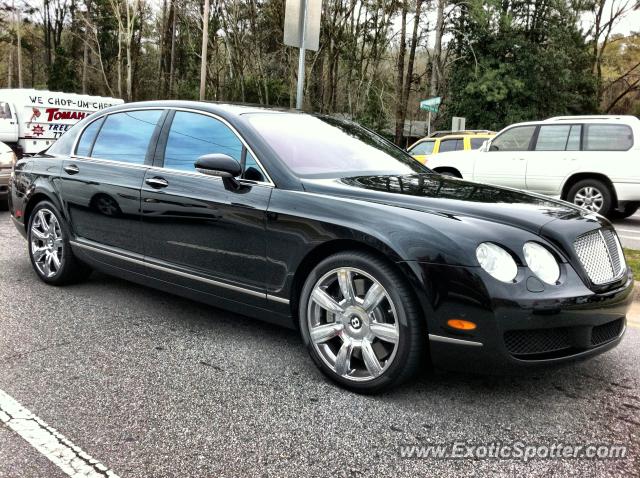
[1,209,639,477]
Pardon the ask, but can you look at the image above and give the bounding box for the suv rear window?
[584,124,633,151]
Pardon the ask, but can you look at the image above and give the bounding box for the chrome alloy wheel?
[30,209,64,278]
[574,186,604,212]
[307,267,400,382]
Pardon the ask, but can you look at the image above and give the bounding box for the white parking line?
[0,389,119,478]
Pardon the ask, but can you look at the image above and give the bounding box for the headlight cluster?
[476,241,560,284]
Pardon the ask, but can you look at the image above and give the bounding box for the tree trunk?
[430,0,444,97]
[15,0,23,88]
[394,1,408,145]
[168,1,177,98]
[199,0,210,100]
[82,0,91,94]
[401,0,422,146]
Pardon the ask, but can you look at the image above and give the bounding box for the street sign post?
[284,0,322,110]
[420,97,441,136]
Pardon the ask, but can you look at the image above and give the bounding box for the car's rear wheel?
[28,201,91,285]
[567,179,613,217]
[299,251,425,393]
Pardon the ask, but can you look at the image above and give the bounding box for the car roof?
[102,100,302,119]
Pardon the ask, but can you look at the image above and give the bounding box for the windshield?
[246,113,430,178]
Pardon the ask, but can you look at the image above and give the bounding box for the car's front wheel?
[299,251,425,393]
[27,201,91,285]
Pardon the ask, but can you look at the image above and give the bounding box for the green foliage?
[443,0,597,130]
[47,47,77,91]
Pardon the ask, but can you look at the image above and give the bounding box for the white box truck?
[0,89,123,156]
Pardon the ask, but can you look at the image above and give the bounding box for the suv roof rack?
[429,129,495,138]
[545,115,639,122]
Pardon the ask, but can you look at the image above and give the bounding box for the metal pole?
[428,111,431,136]
[199,0,210,101]
[295,0,308,110]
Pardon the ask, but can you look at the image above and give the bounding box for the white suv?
[427,115,640,218]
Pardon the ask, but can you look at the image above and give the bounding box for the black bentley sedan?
[9,101,632,392]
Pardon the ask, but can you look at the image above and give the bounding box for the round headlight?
[476,243,518,283]
[523,242,560,285]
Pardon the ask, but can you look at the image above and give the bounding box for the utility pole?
[295,0,308,109]
[199,0,210,100]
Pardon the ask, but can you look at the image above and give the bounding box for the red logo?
[30,108,41,122]
[32,125,45,136]
[45,108,88,122]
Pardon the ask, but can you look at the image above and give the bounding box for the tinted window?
[584,124,633,151]
[164,112,244,172]
[75,117,105,156]
[490,126,536,152]
[410,141,435,155]
[91,110,162,164]
[438,139,463,153]
[470,138,487,149]
[246,113,427,177]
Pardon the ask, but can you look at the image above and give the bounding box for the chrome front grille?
[574,229,626,285]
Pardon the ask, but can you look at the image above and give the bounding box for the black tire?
[612,203,639,220]
[436,168,462,178]
[27,201,92,285]
[566,179,614,217]
[299,251,426,393]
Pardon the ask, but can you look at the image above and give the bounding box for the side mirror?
[194,154,241,178]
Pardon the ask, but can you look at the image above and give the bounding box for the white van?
[427,115,640,218]
[0,89,123,156]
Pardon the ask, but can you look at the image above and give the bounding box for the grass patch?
[624,248,640,278]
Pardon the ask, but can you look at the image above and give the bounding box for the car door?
[140,109,272,307]
[525,124,581,196]
[59,108,167,273]
[473,125,536,189]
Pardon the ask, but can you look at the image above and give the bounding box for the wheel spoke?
[334,340,353,376]
[362,282,385,313]
[42,254,51,276]
[337,269,356,304]
[37,210,49,232]
[310,323,343,344]
[361,339,382,377]
[370,322,399,344]
[32,247,47,262]
[50,252,61,270]
[31,228,47,241]
[311,288,344,315]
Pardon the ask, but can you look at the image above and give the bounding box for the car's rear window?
[246,113,428,177]
[584,124,633,151]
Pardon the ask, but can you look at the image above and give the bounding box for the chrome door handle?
[64,164,79,175]
[145,177,169,189]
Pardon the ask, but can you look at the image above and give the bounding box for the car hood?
[302,173,608,237]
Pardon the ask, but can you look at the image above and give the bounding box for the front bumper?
[416,262,633,373]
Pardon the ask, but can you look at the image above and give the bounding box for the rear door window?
[75,117,105,156]
[534,125,582,151]
[91,110,163,164]
[438,139,463,153]
[584,124,633,151]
